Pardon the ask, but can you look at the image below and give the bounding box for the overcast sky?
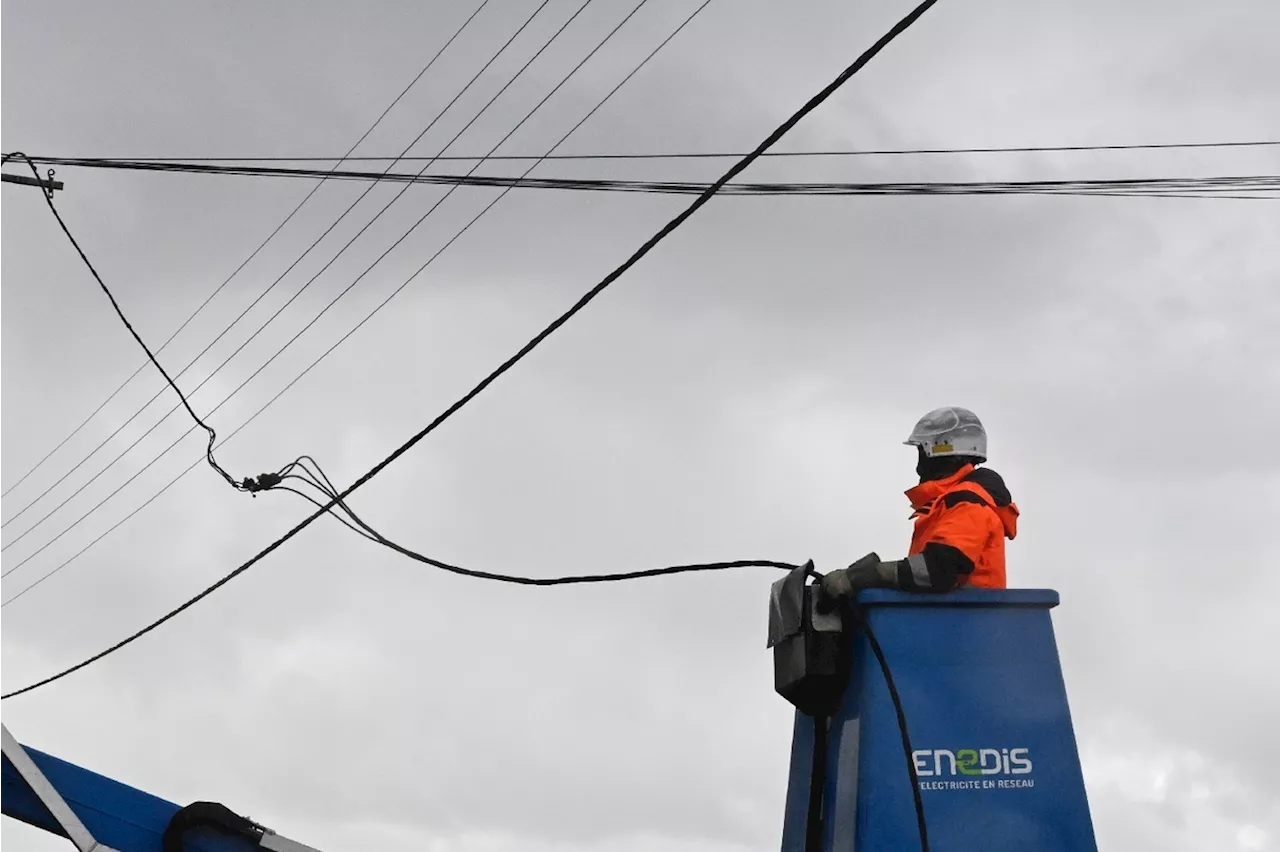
[3,1,1279,850]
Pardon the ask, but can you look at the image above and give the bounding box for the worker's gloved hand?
[819,552,899,605]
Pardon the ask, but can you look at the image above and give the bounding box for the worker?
[821,406,1019,601]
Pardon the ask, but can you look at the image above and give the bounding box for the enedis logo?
[911,748,1036,791]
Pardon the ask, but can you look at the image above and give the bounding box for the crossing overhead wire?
[0,0,943,700]
[283,460,800,584]
[0,0,568,557]
[29,138,1280,163]
[271,455,381,539]
[0,0,496,504]
[0,0,715,609]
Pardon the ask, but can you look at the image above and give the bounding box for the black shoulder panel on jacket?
[962,467,1012,506]
[942,490,990,509]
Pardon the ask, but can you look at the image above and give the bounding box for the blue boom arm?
[2,725,319,852]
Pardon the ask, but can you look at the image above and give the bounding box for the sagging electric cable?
[0,0,941,700]
[0,0,495,506]
[269,455,797,584]
[0,0,586,555]
[1,153,250,498]
[0,0,563,549]
[0,0,711,601]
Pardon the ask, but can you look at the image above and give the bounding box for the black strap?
[805,715,829,852]
[940,489,990,509]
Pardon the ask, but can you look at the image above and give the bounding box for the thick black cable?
[2,549,797,696]
[850,602,929,851]
[805,715,829,852]
[275,457,376,538]
[30,138,1280,162]
[0,0,555,544]
[270,458,799,584]
[0,0,941,700]
[22,156,1279,198]
[0,0,714,608]
[0,1,493,502]
[273,482,381,543]
[3,153,244,495]
[349,541,798,586]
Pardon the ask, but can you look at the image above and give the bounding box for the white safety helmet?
[904,406,987,461]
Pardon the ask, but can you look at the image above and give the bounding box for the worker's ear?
[767,562,851,718]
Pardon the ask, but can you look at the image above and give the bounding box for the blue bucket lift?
[770,568,1098,851]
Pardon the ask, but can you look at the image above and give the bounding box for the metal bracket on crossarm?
[1,724,120,852]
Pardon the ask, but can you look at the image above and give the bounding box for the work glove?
[820,552,900,603]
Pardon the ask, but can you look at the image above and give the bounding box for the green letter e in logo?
[956,749,981,776]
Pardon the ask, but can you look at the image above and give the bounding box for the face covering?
[915,448,973,483]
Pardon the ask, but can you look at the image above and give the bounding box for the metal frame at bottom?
[2,724,119,852]
[2,724,322,852]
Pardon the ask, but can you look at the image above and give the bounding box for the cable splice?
[847,600,930,851]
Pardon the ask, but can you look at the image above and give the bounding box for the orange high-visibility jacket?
[904,464,1019,589]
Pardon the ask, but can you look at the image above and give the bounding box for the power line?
[27,138,1280,163]
[1,0,716,608]
[19,157,1280,198]
[0,0,568,554]
[0,0,495,503]
[0,0,941,700]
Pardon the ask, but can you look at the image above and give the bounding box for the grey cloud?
[5,1,1280,851]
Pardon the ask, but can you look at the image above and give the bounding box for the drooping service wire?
[270,454,800,584]
[0,0,563,547]
[0,0,497,504]
[1,0,717,610]
[1,153,259,497]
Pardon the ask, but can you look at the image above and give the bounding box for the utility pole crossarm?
[2,171,64,192]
